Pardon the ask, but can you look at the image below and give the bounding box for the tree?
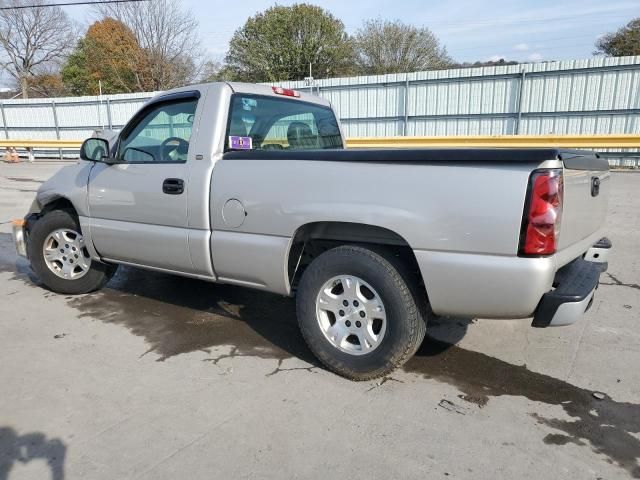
[353,19,452,75]
[62,18,149,95]
[594,18,640,56]
[60,41,91,96]
[94,0,202,90]
[225,4,355,82]
[453,59,519,69]
[29,73,66,97]
[0,0,76,98]
[200,60,235,82]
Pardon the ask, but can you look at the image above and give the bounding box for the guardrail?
[1,134,640,152]
[0,139,83,162]
[0,139,83,149]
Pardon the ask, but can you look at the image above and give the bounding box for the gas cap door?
[222,198,246,228]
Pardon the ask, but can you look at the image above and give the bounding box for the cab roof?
[225,82,332,108]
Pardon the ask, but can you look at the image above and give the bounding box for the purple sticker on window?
[229,136,253,150]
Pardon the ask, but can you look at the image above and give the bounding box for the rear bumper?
[532,239,611,328]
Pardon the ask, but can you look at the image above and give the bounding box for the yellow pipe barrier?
[346,134,640,149]
[1,134,639,151]
[0,139,83,149]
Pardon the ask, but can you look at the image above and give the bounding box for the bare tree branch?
[0,0,76,98]
[94,0,203,90]
[354,19,453,75]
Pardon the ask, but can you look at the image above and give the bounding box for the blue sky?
[63,0,640,64]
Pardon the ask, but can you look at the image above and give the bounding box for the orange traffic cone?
[4,147,20,163]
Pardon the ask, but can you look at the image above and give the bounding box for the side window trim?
[116,91,201,164]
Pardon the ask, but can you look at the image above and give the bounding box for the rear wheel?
[296,245,427,380]
[28,209,117,294]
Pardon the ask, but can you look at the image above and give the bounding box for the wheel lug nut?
[345,320,351,327]
[339,310,345,316]
[353,300,359,307]
[60,249,64,253]
[356,321,362,328]
[65,244,69,248]
[359,311,365,318]
[342,300,348,307]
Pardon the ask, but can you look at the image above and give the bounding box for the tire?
[296,245,427,380]
[28,209,117,294]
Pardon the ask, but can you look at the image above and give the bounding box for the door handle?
[163,178,184,195]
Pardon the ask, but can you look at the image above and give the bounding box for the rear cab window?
[226,94,343,152]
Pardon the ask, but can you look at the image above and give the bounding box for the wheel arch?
[26,195,99,259]
[286,221,429,301]
[31,195,79,218]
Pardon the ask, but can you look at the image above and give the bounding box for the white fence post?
[51,100,62,160]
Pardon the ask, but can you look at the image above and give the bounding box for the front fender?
[34,161,94,217]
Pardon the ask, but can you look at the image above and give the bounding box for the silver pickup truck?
[12,82,611,380]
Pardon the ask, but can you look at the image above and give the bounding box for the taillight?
[272,86,300,97]
[519,169,563,256]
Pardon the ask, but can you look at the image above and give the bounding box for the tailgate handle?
[163,178,184,195]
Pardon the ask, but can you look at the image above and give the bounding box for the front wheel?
[296,245,427,380]
[28,209,117,294]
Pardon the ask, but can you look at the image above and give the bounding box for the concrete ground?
[0,161,638,480]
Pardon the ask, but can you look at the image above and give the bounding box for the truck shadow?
[0,427,66,480]
[70,265,317,365]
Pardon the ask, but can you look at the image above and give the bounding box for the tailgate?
[557,151,610,253]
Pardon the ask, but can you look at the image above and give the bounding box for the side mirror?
[80,138,113,163]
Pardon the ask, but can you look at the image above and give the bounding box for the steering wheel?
[160,137,189,161]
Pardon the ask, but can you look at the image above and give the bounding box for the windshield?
[226,94,343,151]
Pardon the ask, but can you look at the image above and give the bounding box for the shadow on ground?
[0,427,66,480]
[1,232,639,477]
[406,337,640,477]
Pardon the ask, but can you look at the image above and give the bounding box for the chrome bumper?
[12,221,27,258]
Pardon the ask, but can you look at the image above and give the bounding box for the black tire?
[28,209,117,294]
[296,245,427,380]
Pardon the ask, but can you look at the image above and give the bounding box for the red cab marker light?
[519,169,564,256]
[272,86,300,97]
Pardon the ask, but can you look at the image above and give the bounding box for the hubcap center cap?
[315,275,387,356]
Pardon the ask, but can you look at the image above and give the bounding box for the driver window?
[119,98,198,163]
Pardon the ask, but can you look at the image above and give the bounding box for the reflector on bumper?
[12,219,27,258]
